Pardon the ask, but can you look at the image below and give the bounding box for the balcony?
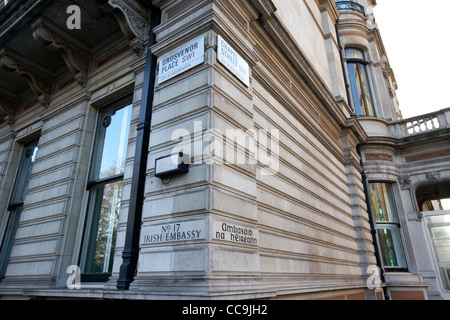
[357,108,450,142]
[335,1,366,16]
[391,108,450,139]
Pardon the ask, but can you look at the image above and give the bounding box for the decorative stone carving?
[398,175,411,189]
[426,171,440,183]
[380,56,389,79]
[32,17,91,88]
[389,88,395,98]
[417,211,423,222]
[0,96,19,125]
[100,0,149,56]
[0,48,53,107]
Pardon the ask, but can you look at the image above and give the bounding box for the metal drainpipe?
[357,146,390,300]
[335,23,354,114]
[117,6,161,290]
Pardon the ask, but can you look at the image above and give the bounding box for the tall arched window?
[345,47,376,117]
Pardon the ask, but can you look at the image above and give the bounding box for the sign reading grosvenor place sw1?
[217,35,250,87]
[158,35,205,84]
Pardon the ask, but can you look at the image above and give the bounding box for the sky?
[373,1,450,119]
[443,199,450,210]
[373,2,450,209]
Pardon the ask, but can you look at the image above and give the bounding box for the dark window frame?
[369,182,409,273]
[79,95,132,283]
[345,47,377,117]
[0,139,39,280]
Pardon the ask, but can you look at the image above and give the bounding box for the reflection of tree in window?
[91,178,122,273]
[369,182,408,271]
[378,228,398,267]
[80,99,132,278]
[98,105,131,179]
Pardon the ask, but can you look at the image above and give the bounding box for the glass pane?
[426,215,450,264]
[370,183,397,222]
[10,141,39,205]
[432,239,450,264]
[83,180,123,274]
[425,214,450,289]
[1,139,39,279]
[345,48,364,59]
[0,207,23,279]
[98,104,132,179]
[345,48,375,117]
[347,63,364,116]
[431,226,450,239]
[358,65,375,116]
[377,227,407,268]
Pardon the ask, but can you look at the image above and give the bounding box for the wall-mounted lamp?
[154,152,189,179]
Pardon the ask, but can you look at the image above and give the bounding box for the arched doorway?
[417,181,450,299]
[417,181,450,212]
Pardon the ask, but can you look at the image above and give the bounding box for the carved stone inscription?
[213,220,258,245]
[142,220,205,244]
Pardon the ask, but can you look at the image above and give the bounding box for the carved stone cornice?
[319,0,340,22]
[398,175,411,189]
[0,48,53,107]
[0,95,19,125]
[249,0,276,19]
[32,17,91,88]
[100,0,149,56]
[426,171,440,183]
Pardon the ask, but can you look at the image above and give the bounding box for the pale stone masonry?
[0,0,448,300]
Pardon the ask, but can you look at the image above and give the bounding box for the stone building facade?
[0,0,448,300]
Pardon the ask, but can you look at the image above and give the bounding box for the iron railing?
[335,1,366,15]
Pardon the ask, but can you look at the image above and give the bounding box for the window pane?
[347,62,364,116]
[345,48,354,58]
[432,239,450,264]
[345,48,376,117]
[0,139,39,279]
[83,180,123,274]
[377,226,407,268]
[358,65,375,116]
[425,214,450,290]
[345,48,364,59]
[98,104,132,179]
[370,183,397,222]
[82,99,131,278]
[431,226,450,239]
[426,215,450,264]
[0,207,23,279]
[9,142,38,205]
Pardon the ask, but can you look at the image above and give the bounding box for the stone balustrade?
[390,108,450,138]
